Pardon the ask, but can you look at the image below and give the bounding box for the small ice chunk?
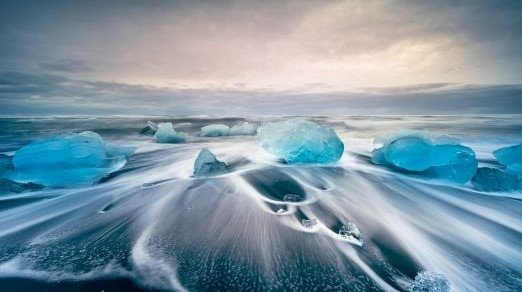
[372,132,477,184]
[139,121,158,134]
[302,218,318,229]
[283,194,302,202]
[338,222,363,245]
[257,119,344,164]
[493,143,522,173]
[154,122,186,143]
[200,124,230,137]
[471,167,519,192]
[6,131,128,187]
[230,122,257,136]
[193,148,228,177]
[409,271,450,292]
[276,209,286,214]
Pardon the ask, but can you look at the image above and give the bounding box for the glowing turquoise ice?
[493,143,522,174]
[471,143,522,192]
[154,122,186,143]
[193,148,228,177]
[200,124,230,137]
[372,132,477,184]
[230,122,256,136]
[257,119,344,164]
[6,131,131,187]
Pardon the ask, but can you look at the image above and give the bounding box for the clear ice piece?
[154,122,186,143]
[200,124,230,137]
[302,218,318,229]
[193,148,228,177]
[408,271,450,292]
[7,131,128,187]
[230,122,257,136]
[257,119,344,164]
[338,222,363,245]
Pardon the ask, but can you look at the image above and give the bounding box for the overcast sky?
[1,0,521,115]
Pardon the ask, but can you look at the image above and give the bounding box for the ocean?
[0,115,521,291]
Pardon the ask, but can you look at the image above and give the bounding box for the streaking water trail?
[0,116,521,291]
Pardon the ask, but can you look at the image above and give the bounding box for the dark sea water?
[0,115,521,291]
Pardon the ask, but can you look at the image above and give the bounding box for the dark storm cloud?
[0,0,521,115]
[0,71,520,115]
[39,60,93,73]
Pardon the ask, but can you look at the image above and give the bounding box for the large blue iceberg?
[5,131,131,187]
[154,122,186,143]
[230,122,257,136]
[200,124,230,137]
[193,148,228,177]
[257,119,344,164]
[372,132,477,184]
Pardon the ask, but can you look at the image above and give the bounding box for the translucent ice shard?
[408,271,450,292]
[140,120,158,134]
[372,132,477,184]
[428,144,478,184]
[257,119,344,164]
[193,148,228,177]
[283,194,302,202]
[154,122,186,143]
[471,167,519,192]
[493,143,522,174]
[302,218,318,229]
[6,131,128,187]
[338,221,363,245]
[384,135,433,171]
[200,124,230,137]
[230,122,257,136]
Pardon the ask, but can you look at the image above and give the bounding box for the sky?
[0,0,521,115]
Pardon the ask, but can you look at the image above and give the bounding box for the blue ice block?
[257,119,344,164]
[6,131,130,187]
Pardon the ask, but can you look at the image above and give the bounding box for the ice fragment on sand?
[283,194,302,202]
[193,148,228,177]
[154,122,186,143]
[6,131,128,187]
[200,124,230,137]
[229,122,257,136]
[470,144,522,192]
[408,271,450,292]
[257,119,344,164]
[338,222,363,245]
[372,131,477,184]
[302,218,318,229]
[140,121,158,134]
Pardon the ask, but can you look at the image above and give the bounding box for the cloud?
[39,59,92,72]
[0,0,521,88]
[0,71,520,115]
